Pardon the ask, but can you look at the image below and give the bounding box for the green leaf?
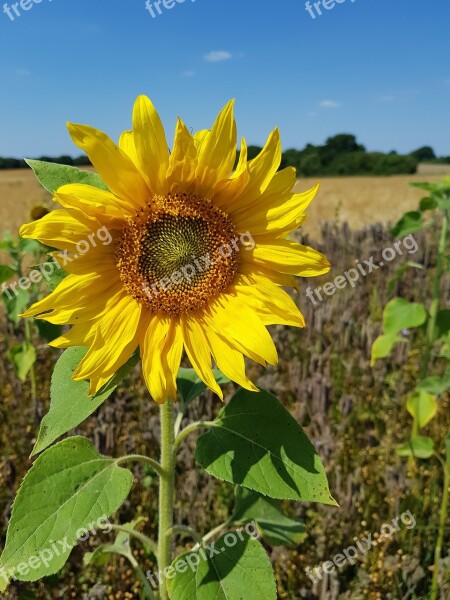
[231,487,305,546]
[25,159,108,194]
[0,436,133,585]
[43,267,68,292]
[390,211,424,237]
[0,265,15,285]
[18,238,43,255]
[371,333,405,365]
[406,391,438,429]
[8,342,37,382]
[410,182,437,192]
[32,347,138,456]
[84,517,145,567]
[167,533,276,600]
[195,388,337,504]
[397,436,434,459]
[417,368,450,395]
[382,298,427,336]
[35,320,63,343]
[177,367,230,410]
[2,287,29,325]
[419,196,437,211]
[435,309,450,340]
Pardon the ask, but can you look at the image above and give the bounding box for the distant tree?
[410,146,436,162]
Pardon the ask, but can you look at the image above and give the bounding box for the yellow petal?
[201,315,258,392]
[181,314,223,399]
[166,118,197,194]
[140,314,183,403]
[55,184,131,226]
[49,321,95,348]
[21,273,123,324]
[67,122,150,209]
[232,273,305,327]
[132,95,170,195]
[73,293,142,384]
[239,128,281,199]
[118,130,140,168]
[205,294,278,366]
[246,238,331,276]
[212,138,250,209]
[195,100,236,197]
[20,209,97,251]
[238,262,298,289]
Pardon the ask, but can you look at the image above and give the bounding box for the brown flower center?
[115,193,239,314]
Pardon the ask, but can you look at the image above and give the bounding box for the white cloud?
[183,70,195,77]
[204,51,232,63]
[319,99,341,109]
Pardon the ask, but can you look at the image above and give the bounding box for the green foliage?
[397,436,435,459]
[26,159,107,194]
[0,437,133,586]
[32,347,139,456]
[231,487,306,546]
[177,368,230,410]
[8,342,36,382]
[167,533,277,600]
[406,391,438,429]
[196,388,336,504]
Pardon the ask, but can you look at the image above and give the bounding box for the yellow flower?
[20,96,330,403]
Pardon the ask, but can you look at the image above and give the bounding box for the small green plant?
[371,178,450,599]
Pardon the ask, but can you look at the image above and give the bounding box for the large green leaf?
[26,159,108,194]
[0,437,133,586]
[406,391,438,429]
[32,347,138,456]
[177,367,230,410]
[167,533,276,600]
[195,389,337,504]
[231,487,305,546]
[8,342,36,382]
[397,436,434,459]
[382,298,427,336]
[390,211,424,237]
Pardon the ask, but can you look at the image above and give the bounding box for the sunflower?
[20,96,330,403]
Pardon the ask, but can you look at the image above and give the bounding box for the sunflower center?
[115,193,239,314]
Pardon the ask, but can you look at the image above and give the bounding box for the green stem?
[115,454,164,477]
[430,452,450,600]
[420,208,449,379]
[169,525,203,546]
[157,399,176,600]
[24,319,38,415]
[174,421,215,453]
[126,552,156,600]
[102,524,158,558]
[191,519,233,552]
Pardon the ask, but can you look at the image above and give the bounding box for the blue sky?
[0,0,449,157]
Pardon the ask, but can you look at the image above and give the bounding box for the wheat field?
[0,165,449,240]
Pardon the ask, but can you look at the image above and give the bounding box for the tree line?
[1,135,449,176]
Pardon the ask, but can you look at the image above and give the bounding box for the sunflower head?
[20,96,330,403]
